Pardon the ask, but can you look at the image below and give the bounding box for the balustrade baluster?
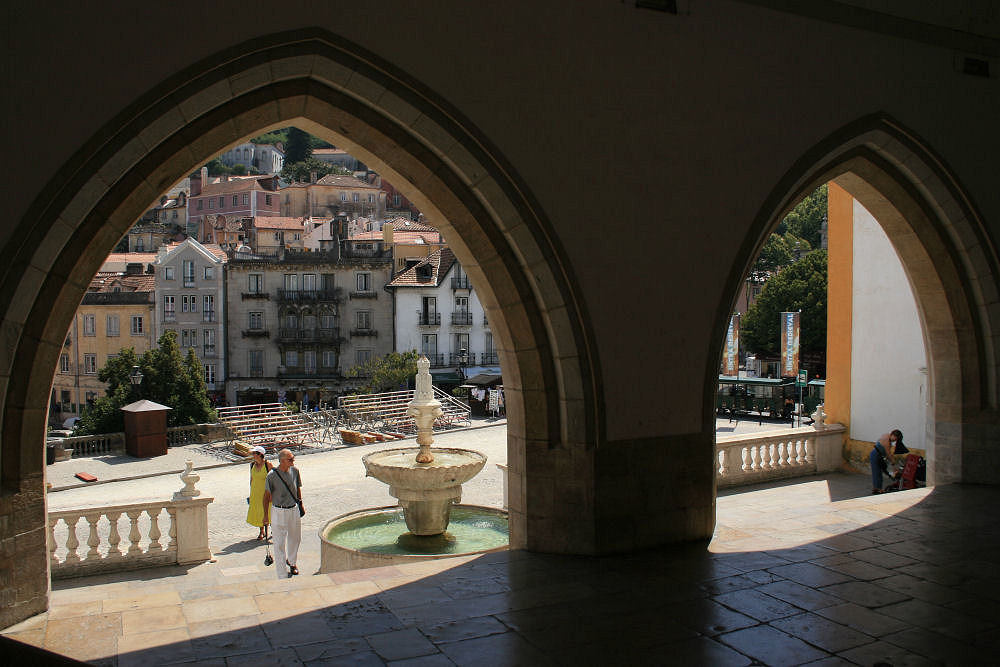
[741,447,751,472]
[48,518,58,568]
[166,507,177,551]
[126,510,143,557]
[795,439,804,465]
[147,508,163,552]
[718,449,728,477]
[777,441,787,467]
[107,511,123,559]
[759,443,771,470]
[749,445,759,471]
[804,438,815,465]
[85,513,102,560]
[63,515,81,563]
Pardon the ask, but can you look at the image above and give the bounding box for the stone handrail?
[716,424,845,488]
[63,432,126,457]
[47,496,213,579]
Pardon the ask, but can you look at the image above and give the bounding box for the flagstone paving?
[8,425,997,665]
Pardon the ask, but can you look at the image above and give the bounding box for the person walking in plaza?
[246,446,272,541]
[262,448,304,578]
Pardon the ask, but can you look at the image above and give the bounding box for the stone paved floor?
[8,470,999,665]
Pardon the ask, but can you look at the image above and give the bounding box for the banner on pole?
[780,311,800,378]
[722,314,740,376]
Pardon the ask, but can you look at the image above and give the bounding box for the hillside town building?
[280,173,385,220]
[189,170,280,241]
[217,142,285,174]
[152,239,229,403]
[50,267,155,423]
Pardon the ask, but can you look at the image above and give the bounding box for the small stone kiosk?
[121,399,171,457]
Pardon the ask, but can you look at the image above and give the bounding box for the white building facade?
[218,142,285,174]
[387,248,496,384]
[153,239,229,402]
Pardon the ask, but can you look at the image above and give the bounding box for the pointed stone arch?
[0,30,603,553]
[717,114,1000,484]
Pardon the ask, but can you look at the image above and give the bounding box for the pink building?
[188,170,280,242]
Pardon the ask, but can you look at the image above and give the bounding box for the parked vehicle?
[717,376,795,420]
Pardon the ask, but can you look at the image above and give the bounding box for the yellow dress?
[246,462,270,528]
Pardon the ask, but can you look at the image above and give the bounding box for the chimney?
[200,166,208,185]
[125,263,142,276]
[382,222,394,245]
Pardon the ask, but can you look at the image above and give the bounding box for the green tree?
[231,163,247,176]
[203,157,231,176]
[346,351,420,394]
[741,250,828,361]
[280,157,351,183]
[283,127,313,164]
[76,331,214,435]
[251,129,289,145]
[780,184,826,249]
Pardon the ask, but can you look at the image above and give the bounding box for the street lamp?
[129,365,143,401]
[458,348,469,380]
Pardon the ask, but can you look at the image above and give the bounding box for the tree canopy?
[282,127,313,164]
[741,250,828,361]
[76,331,214,435]
[280,157,352,183]
[345,351,420,394]
[752,184,825,275]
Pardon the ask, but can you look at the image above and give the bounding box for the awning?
[465,373,502,386]
[429,371,463,383]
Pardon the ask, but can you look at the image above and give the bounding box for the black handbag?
[264,541,273,566]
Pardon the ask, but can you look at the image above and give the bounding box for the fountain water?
[319,356,508,572]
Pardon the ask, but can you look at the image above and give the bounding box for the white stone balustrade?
[47,497,213,579]
[716,424,845,488]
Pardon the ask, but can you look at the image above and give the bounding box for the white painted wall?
[850,200,929,453]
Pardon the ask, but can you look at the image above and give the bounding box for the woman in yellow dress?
[246,446,272,540]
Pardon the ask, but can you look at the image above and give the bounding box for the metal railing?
[277,327,341,343]
[241,329,270,338]
[451,312,473,325]
[451,276,471,289]
[350,328,378,337]
[417,312,441,325]
[275,288,342,303]
[481,352,499,365]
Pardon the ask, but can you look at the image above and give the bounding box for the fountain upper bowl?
[362,447,487,490]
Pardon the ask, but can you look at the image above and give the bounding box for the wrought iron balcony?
[277,366,340,379]
[451,276,471,290]
[249,368,264,378]
[450,352,475,366]
[202,310,216,322]
[425,353,445,367]
[416,311,441,326]
[349,290,378,299]
[202,346,217,358]
[451,311,473,326]
[277,327,341,343]
[241,291,270,300]
[481,352,499,365]
[276,288,342,304]
[241,329,270,338]
[350,328,378,337]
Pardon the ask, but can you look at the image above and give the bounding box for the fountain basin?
[362,447,488,535]
[319,505,509,573]
[362,448,487,489]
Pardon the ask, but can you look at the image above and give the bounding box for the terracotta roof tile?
[314,174,379,189]
[387,247,457,288]
[197,176,276,196]
[252,216,306,231]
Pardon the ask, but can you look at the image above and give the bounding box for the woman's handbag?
[264,539,274,567]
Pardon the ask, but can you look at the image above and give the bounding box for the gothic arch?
[716,114,1000,484]
[1,30,602,551]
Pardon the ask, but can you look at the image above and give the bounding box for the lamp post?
[129,365,143,401]
[459,348,469,381]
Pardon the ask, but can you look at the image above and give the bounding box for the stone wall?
[0,474,48,628]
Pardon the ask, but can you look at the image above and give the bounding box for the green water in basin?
[325,506,508,555]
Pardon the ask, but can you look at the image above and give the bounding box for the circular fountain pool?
[319,505,509,572]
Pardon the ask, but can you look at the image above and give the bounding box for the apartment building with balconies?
[152,239,228,402]
[223,240,393,406]
[386,247,495,385]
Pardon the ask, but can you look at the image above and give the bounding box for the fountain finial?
[408,355,443,463]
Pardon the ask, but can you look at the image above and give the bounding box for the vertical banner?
[780,311,800,377]
[722,314,740,376]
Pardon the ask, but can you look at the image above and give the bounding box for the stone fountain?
[361,356,487,534]
[319,356,505,572]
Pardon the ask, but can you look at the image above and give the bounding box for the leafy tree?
[780,184,826,249]
[76,331,214,435]
[251,129,289,145]
[231,163,247,176]
[741,250,828,362]
[346,351,420,394]
[280,157,351,183]
[203,157,232,176]
[283,127,313,164]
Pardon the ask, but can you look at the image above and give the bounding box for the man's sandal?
[286,561,299,576]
